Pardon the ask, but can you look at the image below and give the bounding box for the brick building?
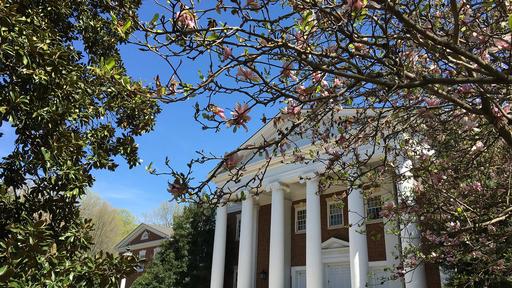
[209,109,443,288]
[115,223,172,288]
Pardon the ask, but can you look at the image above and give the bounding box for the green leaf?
[122,20,132,33]
[508,14,512,31]
[41,148,50,161]
[104,57,115,71]
[0,266,7,276]
[150,13,160,25]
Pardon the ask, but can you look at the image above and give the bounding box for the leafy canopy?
[0,0,159,286]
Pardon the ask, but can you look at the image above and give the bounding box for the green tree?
[79,192,138,254]
[131,205,215,288]
[0,0,159,286]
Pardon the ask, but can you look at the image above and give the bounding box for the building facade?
[209,111,442,288]
[115,223,172,288]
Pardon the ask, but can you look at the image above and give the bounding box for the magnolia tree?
[134,0,511,285]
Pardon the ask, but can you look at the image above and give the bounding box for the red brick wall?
[290,191,387,266]
[256,204,271,288]
[124,245,161,287]
[128,229,164,245]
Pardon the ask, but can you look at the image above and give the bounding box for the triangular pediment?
[321,237,350,249]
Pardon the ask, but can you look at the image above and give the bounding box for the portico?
[209,167,413,288]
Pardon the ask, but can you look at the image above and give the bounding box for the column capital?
[265,181,289,193]
[299,172,319,184]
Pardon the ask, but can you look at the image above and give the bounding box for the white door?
[326,264,351,288]
[295,269,306,288]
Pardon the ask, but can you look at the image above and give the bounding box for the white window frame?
[141,231,149,240]
[138,249,146,260]
[235,213,241,241]
[326,200,344,229]
[295,205,307,234]
[366,193,385,223]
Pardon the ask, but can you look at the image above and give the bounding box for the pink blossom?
[333,77,343,87]
[282,100,301,117]
[281,62,298,81]
[224,152,243,170]
[347,0,365,10]
[246,0,260,9]
[210,105,226,120]
[493,37,511,51]
[457,84,472,94]
[236,67,260,82]
[460,116,478,131]
[424,98,441,107]
[228,103,252,130]
[470,140,485,153]
[312,71,328,87]
[222,46,232,61]
[175,9,196,30]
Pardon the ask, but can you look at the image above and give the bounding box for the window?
[367,196,383,220]
[328,202,344,228]
[138,249,146,260]
[235,214,241,241]
[295,207,306,233]
[141,231,149,240]
[154,247,161,255]
[136,263,144,273]
[233,266,238,288]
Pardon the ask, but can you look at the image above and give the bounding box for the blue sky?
[0,0,277,220]
[93,1,283,219]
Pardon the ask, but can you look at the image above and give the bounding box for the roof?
[114,223,173,251]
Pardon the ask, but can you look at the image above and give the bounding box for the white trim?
[291,266,306,288]
[117,239,166,252]
[365,194,385,224]
[295,206,306,234]
[115,223,170,251]
[141,231,149,240]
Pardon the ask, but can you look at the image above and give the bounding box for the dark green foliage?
[132,205,215,288]
[0,0,160,286]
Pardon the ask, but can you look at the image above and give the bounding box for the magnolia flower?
[209,105,226,120]
[168,178,188,198]
[281,62,298,81]
[282,100,301,118]
[296,85,306,95]
[490,36,511,52]
[224,152,243,170]
[228,102,251,130]
[236,67,260,82]
[175,9,196,30]
[246,0,260,9]
[312,71,328,87]
[222,46,232,61]
[470,140,485,153]
[424,98,441,107]
[347,0,366,11]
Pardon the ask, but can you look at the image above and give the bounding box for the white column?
[237,195,255,288]
[384,198,402,288]
[119,278,126,288]
[306,176,323,288]
[398,159,427,288]
[268,182,286,288]
[251,203,259,288]
[210,205,227,288]
[348,187,369,288]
